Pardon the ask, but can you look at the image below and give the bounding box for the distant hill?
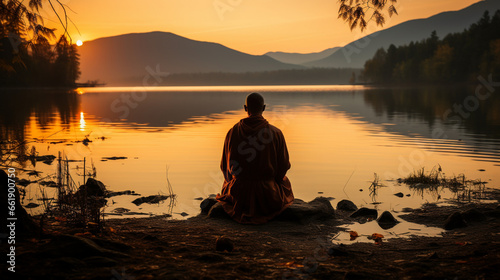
[305,0,500,68]
[264,47,340,65]
[78,32,302,85]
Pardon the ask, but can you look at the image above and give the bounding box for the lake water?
[2,85,499,231]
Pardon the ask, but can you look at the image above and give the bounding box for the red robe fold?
[216,115,294,224]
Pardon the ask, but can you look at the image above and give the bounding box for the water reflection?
[1,85,499,219]
[361,86,500,165]
[0,89,79,168]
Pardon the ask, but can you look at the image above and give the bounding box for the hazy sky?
[42,0,481,55]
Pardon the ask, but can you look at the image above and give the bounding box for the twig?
[342,168,356,199]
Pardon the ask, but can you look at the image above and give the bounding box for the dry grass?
[369,173,383,202]
[400,165,488,202]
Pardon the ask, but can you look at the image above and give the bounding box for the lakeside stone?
[208,202,229,219]
[394,192,404,198]
[132,194,171,206]
[377,211,399,229]
[204,197,335,223]
[277,197,335,223]
[78,178,106,197]
[215,236,234,252]
[336,199,358,211]
[444,212,467,230]
[350,207,378,219]
[200,198,218,214]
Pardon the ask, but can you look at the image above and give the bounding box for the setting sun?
[3,1,500,279]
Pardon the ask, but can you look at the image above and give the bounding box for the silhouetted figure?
[216,93,294,224]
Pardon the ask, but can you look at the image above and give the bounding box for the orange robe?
[216,115,294,224]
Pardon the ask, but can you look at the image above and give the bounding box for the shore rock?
[106,190,139,198]
[208,202,230,219]
[394,192,404,198]
[444,212,467,230]
[215,236,234,252]
[79,178,106,197]
[204,197,335,223]
[337,199,358,211]
[377,211,399,229]
[132,195,171,206]
[200,198,218,214]
[278,197,335,223]
[350,208,378,219]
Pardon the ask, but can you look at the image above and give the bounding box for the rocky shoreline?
[2,188,500,280]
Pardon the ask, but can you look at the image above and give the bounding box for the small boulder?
[309,197,336,218]
[278,197,335,223]
[215,236,234,252]
[337,199,358,211]
[131,195,170,206]
[350,207,378,219]
[200,198,218,214]
[377,211,399,229]
[444,212,467,230]
[81,178,106,197]
[208,202,230,219]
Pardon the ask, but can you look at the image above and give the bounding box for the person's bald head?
[244,92,266,116]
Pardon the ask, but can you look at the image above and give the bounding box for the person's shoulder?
[268,123,284,135]
[226,121,241,134]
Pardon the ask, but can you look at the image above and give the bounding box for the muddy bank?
[2,194,500,280]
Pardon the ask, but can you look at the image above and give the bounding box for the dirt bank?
[3,194,500,280]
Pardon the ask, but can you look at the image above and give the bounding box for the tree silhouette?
[362,11,500,84]
[338,0,398,31]
[0,0,80,86]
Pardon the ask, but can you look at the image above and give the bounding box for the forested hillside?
[363,11,500,84]
[0,1,80,87]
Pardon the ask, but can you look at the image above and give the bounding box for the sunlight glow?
[79,112,86,131]
[76,40,83,46]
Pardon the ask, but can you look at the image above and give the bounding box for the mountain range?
[264,47,340,65]
[305,0,500,68]
[78,0,500,85]
[78,32,301,85]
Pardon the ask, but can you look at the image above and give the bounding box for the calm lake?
[2,85,499,225]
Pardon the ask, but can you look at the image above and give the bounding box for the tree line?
[0,0,80,87]
[135,68,362,86]
[363,10,500,84]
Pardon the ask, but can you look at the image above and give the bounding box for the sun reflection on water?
[80,112,86,131]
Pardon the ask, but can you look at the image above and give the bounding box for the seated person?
[216,93,294,224]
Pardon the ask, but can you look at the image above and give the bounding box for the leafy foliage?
[363,11,500,84]
[338,0,398,31]
[0,0,80,86]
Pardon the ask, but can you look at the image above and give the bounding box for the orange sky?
[41,0,481,55]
